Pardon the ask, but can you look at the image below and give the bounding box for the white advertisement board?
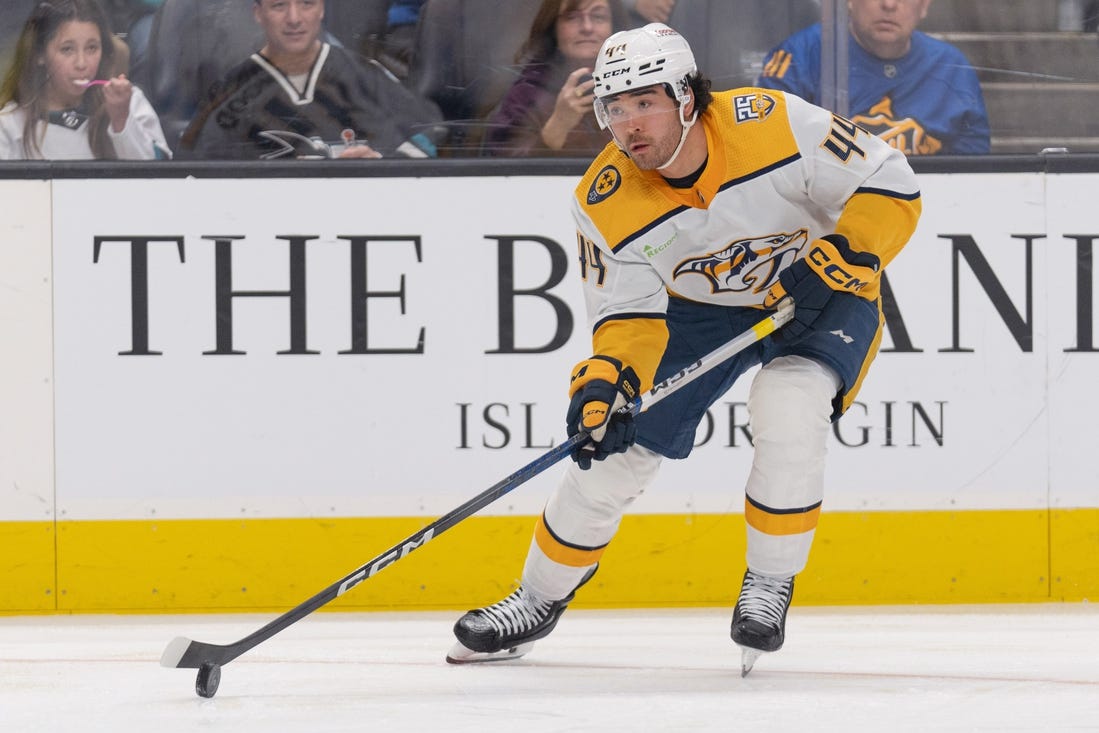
[44,172,1099,520]
[0,180,55,522]
[1046,173,1099,509]
[52,176,590,520]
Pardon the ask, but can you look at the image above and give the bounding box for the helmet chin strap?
[604,87,698,169]
[656,106,698,171]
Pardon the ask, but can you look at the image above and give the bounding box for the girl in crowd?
[483,0,630,157]
[0,0,169,159]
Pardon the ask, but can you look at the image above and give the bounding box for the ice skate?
[446,565,597,664]
[730,570,794,677]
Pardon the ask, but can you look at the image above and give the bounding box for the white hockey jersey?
[571,88,921,390]
[0,86,170,160]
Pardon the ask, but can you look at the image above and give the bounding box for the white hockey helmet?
[591,23,698,131]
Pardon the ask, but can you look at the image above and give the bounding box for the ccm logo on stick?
[337,529,436,596]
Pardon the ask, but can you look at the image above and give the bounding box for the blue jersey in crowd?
[388,0,425,27]
[758,23,990,155]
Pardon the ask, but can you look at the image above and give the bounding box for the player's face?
[41,20,103,108]
[255,0,325,59]
[555,0,614,64]
[847,0,930,59]
[602,86,685,170]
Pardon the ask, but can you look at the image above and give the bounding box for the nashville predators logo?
[672,229,807,295]
[853,97,942,155]
[587,165,622,204]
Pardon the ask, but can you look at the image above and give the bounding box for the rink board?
[40,173,1098,521]
[1,507,1096,613]
[3,169,1099,612]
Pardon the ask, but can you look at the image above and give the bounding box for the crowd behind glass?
[1,0,1096,161]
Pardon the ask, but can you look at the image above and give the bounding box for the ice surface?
[1,605,1096,732]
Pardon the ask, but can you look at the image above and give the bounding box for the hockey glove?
[566,355,641,470]
[765,234,880,341]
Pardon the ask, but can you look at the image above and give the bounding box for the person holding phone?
[482,0,631,157]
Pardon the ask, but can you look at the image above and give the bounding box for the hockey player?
[448,23,921,675]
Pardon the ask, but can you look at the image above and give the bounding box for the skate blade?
[445,641,534,665]
[738,646,764,677]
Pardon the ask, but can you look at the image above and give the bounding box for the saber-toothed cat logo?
[672,229,807,295]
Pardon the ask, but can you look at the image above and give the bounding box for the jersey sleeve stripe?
[854,185,922,201]
[592,315,670,392]
[592,311,667,334]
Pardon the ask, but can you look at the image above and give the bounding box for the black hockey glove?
[566,355,641,470]
[766,234,880,341]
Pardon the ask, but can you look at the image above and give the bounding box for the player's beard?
[626,131,681,171]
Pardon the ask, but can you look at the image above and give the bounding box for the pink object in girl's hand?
[77,79,109,87]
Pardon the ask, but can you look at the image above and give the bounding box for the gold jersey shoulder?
[575,89,800,251]
[711,87,801,178]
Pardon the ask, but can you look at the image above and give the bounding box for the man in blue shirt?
[758,0,990,155]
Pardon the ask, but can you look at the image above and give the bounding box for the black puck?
[195,662,221,698]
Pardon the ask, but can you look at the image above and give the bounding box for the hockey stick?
[161,302,793,697]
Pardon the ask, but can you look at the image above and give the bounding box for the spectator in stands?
[758,0,990,155]
[179,0,442,160]
[0,0,169,159]
[482,0,630,157]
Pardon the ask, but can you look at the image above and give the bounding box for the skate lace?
[738,573,792,629]
[479,586,554,636]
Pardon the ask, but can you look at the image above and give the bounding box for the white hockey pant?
[521,355,839,599]
[744,355,839,578]
[522,445,662,600]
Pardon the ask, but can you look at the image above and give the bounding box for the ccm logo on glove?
[808,236,879,291]
[567,355,641,470]
[764,234,880,341]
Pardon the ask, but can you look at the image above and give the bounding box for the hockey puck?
[195,662,221,698]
